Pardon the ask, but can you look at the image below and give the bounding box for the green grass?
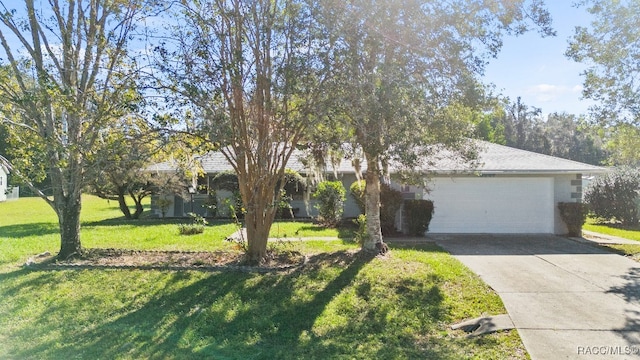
[583,219,640,260]
[269,221,354,239]
[0,195,528,359]
[605,244,640,261]
[583,220,640,242]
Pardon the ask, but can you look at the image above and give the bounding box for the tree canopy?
[567,0,640,122]
[313,0,554,248]
[0,0,152,258]
[156,0,326,263]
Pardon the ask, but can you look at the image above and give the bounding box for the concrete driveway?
[433,235,640,360]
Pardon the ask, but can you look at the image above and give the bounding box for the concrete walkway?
[433,234,640,360]
[580,230,640,245]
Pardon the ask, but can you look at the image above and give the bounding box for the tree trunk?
[57,194,83,259]
[244,192,277,264]
[363,154,383,251]
[132,196,144,219]
[116,187,132,219]
[245,211,270,264]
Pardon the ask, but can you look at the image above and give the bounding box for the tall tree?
[502,96,549,154]
[605,123,640,167]
[567,0,640,122]
[88,115,187,219]
[0,0,149,258]
[157,0,323,263]
[545,112,607,165]
[317,0,554,250]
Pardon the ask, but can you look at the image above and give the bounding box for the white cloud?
[525,83,580,103]
[571,85,583,93]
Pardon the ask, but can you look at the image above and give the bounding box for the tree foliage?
[0,0,151,258]
[584,168,640,226]
[315,0,554,250]
[605,123,640,167]
[88,115,186,219]
[567,0,640,122]
[475,97,608,165]
[157,0,324,263]
[313,180,346,228]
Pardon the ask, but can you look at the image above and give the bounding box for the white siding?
[0,168,6,202]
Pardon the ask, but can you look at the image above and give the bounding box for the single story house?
[149,140,606,235]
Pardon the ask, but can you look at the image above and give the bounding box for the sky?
[483,1,596,116]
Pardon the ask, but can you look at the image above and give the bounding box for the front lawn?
[583,219,640,260]
[269,220,354,239]
[583,220,640,242]
[0,195,528,359]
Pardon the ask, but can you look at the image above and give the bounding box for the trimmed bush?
[404,200,434,236]
[313,180,346,227]
[584,168,640,226]
[558,202,588,237]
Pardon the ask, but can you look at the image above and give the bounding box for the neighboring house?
[149,140,606,235]
[0,163,7,202]
[0,156,19,202]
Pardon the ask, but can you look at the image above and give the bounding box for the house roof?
[425,141,607,174]
[0,154,11,175]
[149,140,607,176]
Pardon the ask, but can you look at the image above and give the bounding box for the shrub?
[350,180,404,235]
[584,168,640,226]
[558,202,589,237]
[404,200,434,236]
[313,180,346,227]
[178,213,207,235]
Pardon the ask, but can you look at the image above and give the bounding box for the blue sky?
[483,1,595,116]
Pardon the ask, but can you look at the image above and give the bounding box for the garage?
[427,177,555,233]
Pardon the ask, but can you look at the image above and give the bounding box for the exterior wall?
[0,167,6,202]
[149,172,586,236]
[149,174,364,219]
[553,174,582,235]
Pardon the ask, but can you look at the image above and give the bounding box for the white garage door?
[427,177,554,233]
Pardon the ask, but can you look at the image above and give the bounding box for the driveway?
[433,235,640,360]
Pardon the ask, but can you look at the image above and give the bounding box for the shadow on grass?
[3,248,468,359]
[3,251,370,359]
[83,217,236,227]
[0,223,59,239]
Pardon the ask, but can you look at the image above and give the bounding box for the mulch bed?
[25,248,308,273]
